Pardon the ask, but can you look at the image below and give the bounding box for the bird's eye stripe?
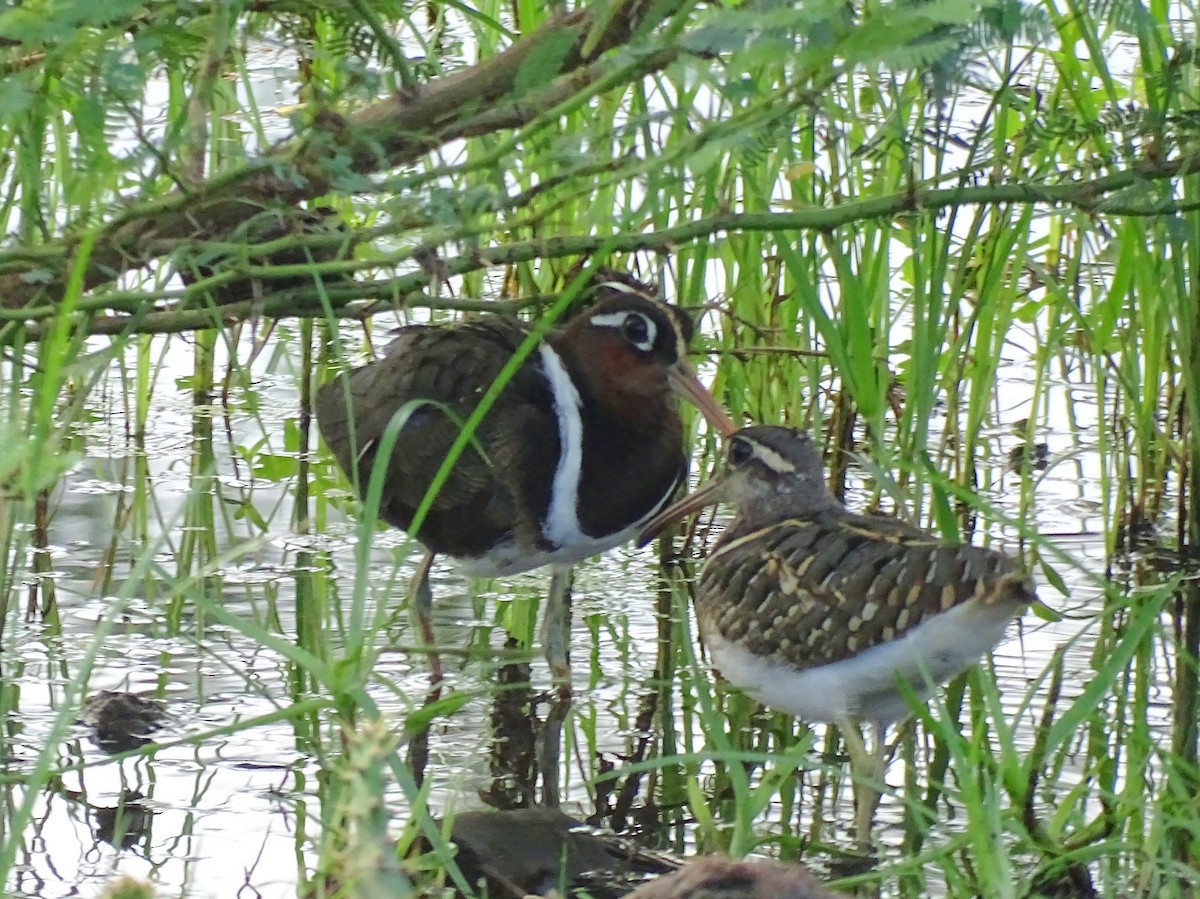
[666,319,686,358]
[753,445,797,473]
[588,312,634,328]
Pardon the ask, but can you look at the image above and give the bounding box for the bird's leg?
[840,720,887,851]
[410,550,444,691]
[867,723,890,843]
[541,564,574,697]
[537,690,571,808]
[405,717,431,787]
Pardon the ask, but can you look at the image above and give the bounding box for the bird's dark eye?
[727,436,753,467]
[587,308,659,352]
[621,312,655,352]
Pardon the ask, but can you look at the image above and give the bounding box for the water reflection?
[0,313,1126,898]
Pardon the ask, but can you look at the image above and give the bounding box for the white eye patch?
[589,311,634,328]
[589,311,657,353]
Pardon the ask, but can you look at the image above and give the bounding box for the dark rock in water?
[431,806,677,898]
[444,807,622,896]
[623,857,845,899]
[78,691,165,754]
[430,808,841,899]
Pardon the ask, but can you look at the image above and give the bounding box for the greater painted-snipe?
[639,425,1036,844]
[626,857,845,899]
[315,271,735,687]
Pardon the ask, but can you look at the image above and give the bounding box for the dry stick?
[12,149,1200,337]
[0,2,687,311]
[24,293,536,338]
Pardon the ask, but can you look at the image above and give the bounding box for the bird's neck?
[544,338,685,537]
[718,494,844,545]
[550,337,674,433]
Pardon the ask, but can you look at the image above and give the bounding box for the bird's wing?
[700,513,1036,671]
[314,318,556,542]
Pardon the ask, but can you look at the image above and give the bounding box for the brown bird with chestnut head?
[315,270,736,688]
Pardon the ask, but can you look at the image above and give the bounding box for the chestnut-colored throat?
[315,316,693,570]
[552,339,687,540]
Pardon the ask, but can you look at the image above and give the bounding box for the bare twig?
[0,0,687,311]
[6,149,1200,337]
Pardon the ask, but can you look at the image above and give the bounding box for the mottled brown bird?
[639,425,1035,843]
[624,857,845,899]
[315,272,734,686]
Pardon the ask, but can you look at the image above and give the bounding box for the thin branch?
[25,294,536,338]
[8,148,1200,338]
[0,0,687,311]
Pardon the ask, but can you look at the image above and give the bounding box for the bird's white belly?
[705,599,1021,726]
[453,521,644,578]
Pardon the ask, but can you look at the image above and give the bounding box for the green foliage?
[2,0,1200,895]
[0,0,146,45]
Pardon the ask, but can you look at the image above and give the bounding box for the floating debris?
[625,856,846,899]
[78,690,165,754]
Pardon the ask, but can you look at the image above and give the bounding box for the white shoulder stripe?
[538,344,586,547]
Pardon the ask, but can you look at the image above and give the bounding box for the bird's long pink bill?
[667,361,736,437]
[636,470,730,547]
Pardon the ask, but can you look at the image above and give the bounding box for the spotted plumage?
[641,425,1034,724]
[701,514,1029,675]
[639,424,1036,843]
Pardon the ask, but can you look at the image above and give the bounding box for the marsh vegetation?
[1,0,1199,896]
